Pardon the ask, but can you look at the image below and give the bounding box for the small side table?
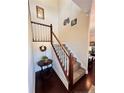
[37,59,53,79]
[38,59,52,70]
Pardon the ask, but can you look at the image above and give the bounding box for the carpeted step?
[62,44,71,54]
[73,62,80,72]
[54,44,86,85]
[73,68,85,84]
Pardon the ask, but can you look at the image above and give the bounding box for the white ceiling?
[72,0,92,15]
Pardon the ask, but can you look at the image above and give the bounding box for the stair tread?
[73,62,80,72]
[54,44,85,84]
[73,68,85,84]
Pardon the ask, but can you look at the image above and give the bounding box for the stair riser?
[73,63,80,72]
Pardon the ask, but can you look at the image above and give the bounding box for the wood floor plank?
[35,62,95,93]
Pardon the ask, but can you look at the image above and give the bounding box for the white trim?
[33,72,35,93]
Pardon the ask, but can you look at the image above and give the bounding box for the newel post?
[69,53,74,91]
[50,24,53,43]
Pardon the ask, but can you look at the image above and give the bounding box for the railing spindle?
[31,21,51,42]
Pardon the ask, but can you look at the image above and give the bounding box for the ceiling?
[72,0,93,15]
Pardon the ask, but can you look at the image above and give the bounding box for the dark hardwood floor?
[35,62,95,93]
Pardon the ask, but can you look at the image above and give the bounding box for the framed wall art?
[36,6,45,19]
[90,41,95,46]
[71,18,77,26]
[63,17,70,26]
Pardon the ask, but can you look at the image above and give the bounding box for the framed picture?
[63,17,70,26]
[36,6,45,19]
[90,41,95,46]
[71,18,77,26]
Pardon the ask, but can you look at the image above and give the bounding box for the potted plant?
[41,56,48,63]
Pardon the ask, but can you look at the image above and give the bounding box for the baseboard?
[33,71,35,93]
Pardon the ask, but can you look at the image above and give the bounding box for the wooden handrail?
[31,21,51,27]
[69,53,75,90]
[52,32,69,58]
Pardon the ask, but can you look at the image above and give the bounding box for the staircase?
[31,21,86,90]
[54,44,85,84]
[63,44,85,84]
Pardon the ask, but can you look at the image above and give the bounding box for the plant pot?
[44,59,48,63]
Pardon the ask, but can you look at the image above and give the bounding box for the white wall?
[32,42,52,72]
[28,13,35,93]
[58,0,89,73]
[29,0,59,35]
[29,0,59,72]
